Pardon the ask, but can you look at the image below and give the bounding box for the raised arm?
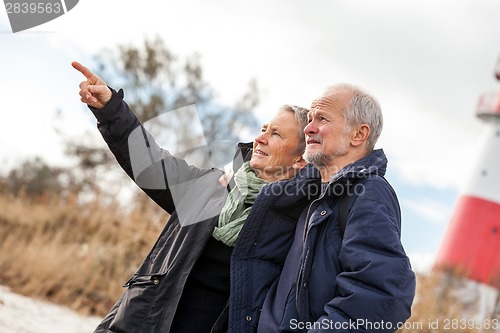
[72,62,221,214]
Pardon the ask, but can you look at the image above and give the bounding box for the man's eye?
[272,131,281,137]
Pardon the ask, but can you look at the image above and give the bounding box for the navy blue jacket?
[231,150,416,333]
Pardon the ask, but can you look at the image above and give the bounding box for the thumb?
[88,85,108,95]
[88,84,112,106]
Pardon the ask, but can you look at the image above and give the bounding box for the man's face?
[303,91,352,168]
[250,110,302,181]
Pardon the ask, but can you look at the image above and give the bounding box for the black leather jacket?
[90,88,251,333]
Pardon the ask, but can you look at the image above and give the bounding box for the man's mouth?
[307,138,321,145]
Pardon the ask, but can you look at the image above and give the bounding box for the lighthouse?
[434,59,500,289]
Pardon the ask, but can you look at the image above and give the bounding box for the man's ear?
[293,156,308,170]
[351,124,370,147]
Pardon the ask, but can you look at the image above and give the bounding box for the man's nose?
[304,121,318,135]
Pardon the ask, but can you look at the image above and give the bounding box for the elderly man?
[231,83,415,333]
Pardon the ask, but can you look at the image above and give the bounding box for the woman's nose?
[254,132,268,145]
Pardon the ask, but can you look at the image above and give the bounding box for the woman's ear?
[293,156,308,170]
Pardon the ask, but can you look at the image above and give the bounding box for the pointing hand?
[72,61,112,109]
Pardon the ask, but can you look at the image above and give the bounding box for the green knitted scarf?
[212,162,268,246]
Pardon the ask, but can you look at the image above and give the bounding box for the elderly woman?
[72,62,309,333]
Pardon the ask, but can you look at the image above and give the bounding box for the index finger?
[71,61,95,80]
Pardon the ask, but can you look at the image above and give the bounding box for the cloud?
[2,0,500,258]
[402,197,454,225]
[408,251,435,274]
[378,92,483,190]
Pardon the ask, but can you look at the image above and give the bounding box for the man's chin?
[304,151,328,167]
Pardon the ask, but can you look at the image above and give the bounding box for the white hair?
[280,104,309,154]
[325,83,383,152]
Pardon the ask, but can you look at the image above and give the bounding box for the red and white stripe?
[435,106,500,288]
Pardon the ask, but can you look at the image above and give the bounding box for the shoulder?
[336,174,401,229]
[355,174,398,206]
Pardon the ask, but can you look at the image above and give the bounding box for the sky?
[1,0,500,273]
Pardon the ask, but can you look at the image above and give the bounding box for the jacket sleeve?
[311,178,416,333]
[89,88,217,214]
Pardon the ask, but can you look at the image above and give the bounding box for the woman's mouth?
[254,149,268,156]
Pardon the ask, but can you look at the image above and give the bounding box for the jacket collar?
[246,148,389,203]
[312,149,387,200]
[330,148,388,184]
[232,142,254,173]
[295,149,388,186]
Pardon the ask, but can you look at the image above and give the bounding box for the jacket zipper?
[293,168,374,313]
[295,187,330,312]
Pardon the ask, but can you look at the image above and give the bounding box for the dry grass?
[0,191,166,316]
[398,272,500,333]
[1,191,499,330]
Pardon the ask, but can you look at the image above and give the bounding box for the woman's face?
[250,110,304,182]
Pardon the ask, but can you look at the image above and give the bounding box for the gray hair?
[280,104,309,154]
[325,83,383,152]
